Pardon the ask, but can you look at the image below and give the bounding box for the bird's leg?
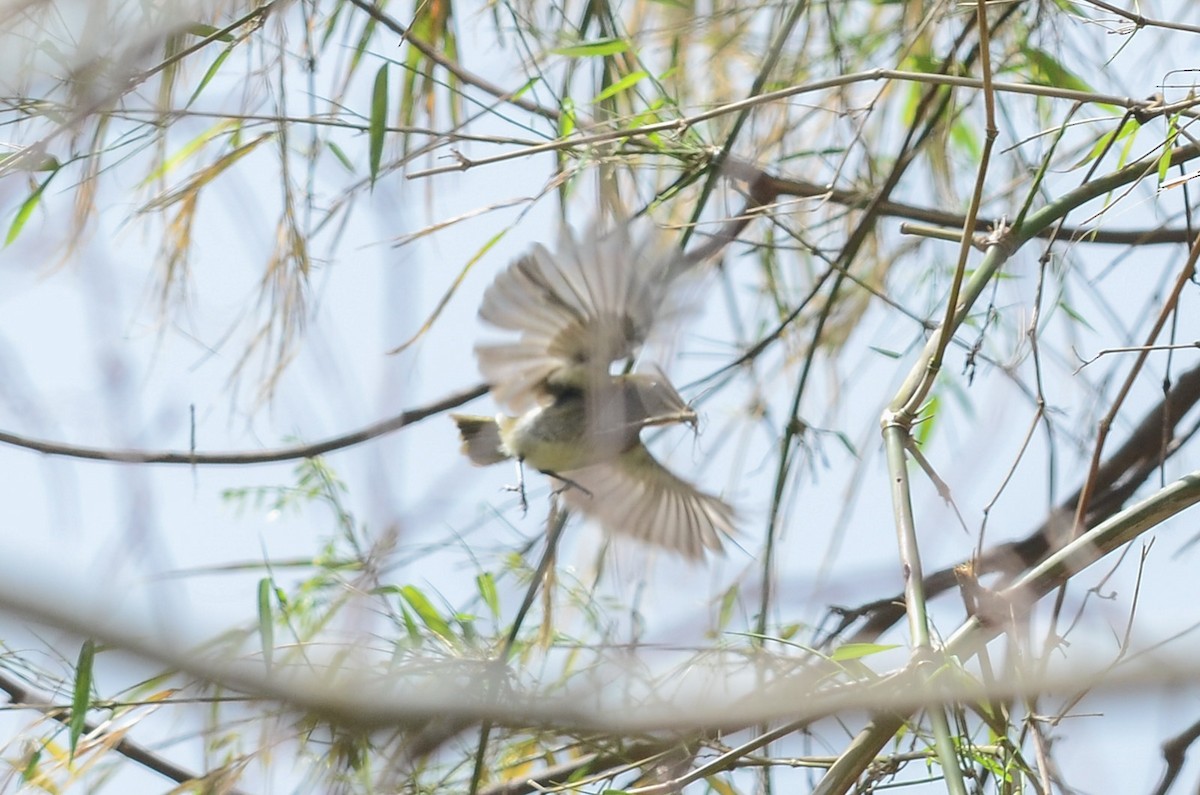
[542,471,593,500]
[501,457,529,515]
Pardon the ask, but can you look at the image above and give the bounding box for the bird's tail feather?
[450,414,510,466]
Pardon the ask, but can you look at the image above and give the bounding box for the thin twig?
[0,383,488,465]
[406,69,1194,179]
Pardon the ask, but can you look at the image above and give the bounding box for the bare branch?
[0,384,488,465]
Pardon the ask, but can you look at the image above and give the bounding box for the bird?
[451,218,734,560]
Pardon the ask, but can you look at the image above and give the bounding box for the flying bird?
[451,220,734,560]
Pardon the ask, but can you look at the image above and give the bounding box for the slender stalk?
[882,421,968,795]
[469,505,570,795]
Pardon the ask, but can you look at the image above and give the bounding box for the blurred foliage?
[2,0,1200,793]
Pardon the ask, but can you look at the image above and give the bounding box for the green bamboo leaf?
[5,168,57,246]
[187,44,233,107]
[442,28,462,127]
[0,151,59,172]
[399,10,438,128]
[142,131,271,211]
[1118,118,1139,167]
[476,572,500,621]
[257,577,274,671]
[389,227,507,353]
[914,394,939,447]
[552,38,630,57]
[185,23,234,42]
[347,13,377,75]
[1023,46,1091,92]
[20,746,41,781]
[398,604,422,645]
[559,97,576,138]
[1057,299,1094,331]
[1159,115,1180,184]
[829,642,900,661]
[1075,117,1138,168]
[592,69,648,103]
[510,76,540,100]
[625,98,669,145]
[399,585,452,639]
[950,116,980,160]
[706,776,739,795]
[832,431,857,457]
[327,140,354,172]
[69,639,95,758]
[369,64,389,184]
[975,749,1012,781]
[143,120,238,185]
[717,583,738,631]
[320,1,345,49]
[456,612,478,643]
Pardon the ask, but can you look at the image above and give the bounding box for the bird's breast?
[501,398,638,473]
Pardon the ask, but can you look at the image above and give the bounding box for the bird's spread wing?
[475,221,683,413]
[559,443,733,560]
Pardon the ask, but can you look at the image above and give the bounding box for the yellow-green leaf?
[5,169,57,246]
[388,227,507,353]
[914,394,938,447]
[186,23,234,43]
[593,69,648,103]
[476,573,500,621]
[717,583,738,631]
[1159,115,1180,184]
[1065,115,1139,171]
[830,642,900,661]
[705,776,739,795]
[141,131,271,210]
[559,97,576,139]
[510,76,540,100]
[140,119,239,187]
[552,38,630,58]
[400,585,452,639]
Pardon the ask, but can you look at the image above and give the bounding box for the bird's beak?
[620,371,699,432]
[637,406,698,431]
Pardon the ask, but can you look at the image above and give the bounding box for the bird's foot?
[502,459,530,515]
[501,482,529,515]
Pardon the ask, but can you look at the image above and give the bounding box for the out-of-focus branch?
[825,360,1200,647]
[721,157,1197,246]
[1152,715,1200,795]
[0,670,249,794]
[0,383,487,465]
